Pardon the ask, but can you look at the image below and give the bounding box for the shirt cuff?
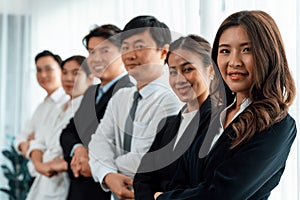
[27,140,46,158]
[89,156,117,192]
[13,136,27,154]
[70,143,84,157]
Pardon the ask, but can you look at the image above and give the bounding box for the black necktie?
[123,91,141,153]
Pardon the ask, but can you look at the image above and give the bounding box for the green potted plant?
[0,145,33,200]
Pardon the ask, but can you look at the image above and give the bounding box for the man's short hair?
[82,24,122,49]
[35,50,62,65]
[121,15,171,48]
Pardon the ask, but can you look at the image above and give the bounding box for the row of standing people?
[14,52,94,199]
[14,10,296,200]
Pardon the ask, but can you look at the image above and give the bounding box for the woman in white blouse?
[27,55,93,200]
[134,34,220,200]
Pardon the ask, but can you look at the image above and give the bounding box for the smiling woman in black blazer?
[133,34,224,200]
[155,10,297,200]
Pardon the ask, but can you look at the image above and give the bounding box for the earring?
[209,74,214,80]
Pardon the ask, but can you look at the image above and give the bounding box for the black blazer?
[133,97,212,200]
[158,113,297,200]
[60,75,134,200]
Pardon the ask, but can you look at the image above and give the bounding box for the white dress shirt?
[173,109,198,149]
[14,87,69,153]
[26,96,83,200]
[209,98,252,151]
[88,72,182,192]
[13,87,69,177]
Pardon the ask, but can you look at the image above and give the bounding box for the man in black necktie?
[88,16,182,200]
[123,91,142,152]
[59,24,134,200]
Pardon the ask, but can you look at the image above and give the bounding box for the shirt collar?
[235,97,252,110]
[181,109,198,118]
[47,87,68,103]
[220,97,252,128]
[99,71,128,94]
[138,69,170,99]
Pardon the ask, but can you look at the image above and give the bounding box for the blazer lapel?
[165,113,182,147]
[173,111,200,158]
[95,74,134,121]
[205,118,236,157]
[95,85,114,121]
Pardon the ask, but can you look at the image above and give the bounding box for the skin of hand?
[49,157,68,172]
[104,173,134,200]
[19,141,30,157]
[35,161,57,177]
[77,155,92,177]
[19,132,35,157]
[35,158,67,177]
[154,192,163,200]
[31,149,66,177]
[71,146,92,177]
[27,132,35,141]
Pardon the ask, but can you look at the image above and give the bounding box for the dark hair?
[166,34,211,66]
[211,10,296,148]
[121,15,171,48]
[35,50,62,66]
[82,24,122,49]
[61,55,91,76]
[166,34,226,107]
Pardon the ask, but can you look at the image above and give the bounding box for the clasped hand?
[36,157,67,177]
[70,146,92,177]
[104,173,134,200]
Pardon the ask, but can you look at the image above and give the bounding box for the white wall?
[29,0,200,60]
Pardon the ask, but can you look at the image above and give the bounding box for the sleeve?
[14,104,41,153]
[157,119,297,200]
[14,125,32,154]
[26,108,60,158]
[88,98,118,191]
[115,93,181,178]
[60,117,82,162]
[165,151,190,191]
[26,125,48,158]
[26,136,46,158]
[60,86,95,163]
